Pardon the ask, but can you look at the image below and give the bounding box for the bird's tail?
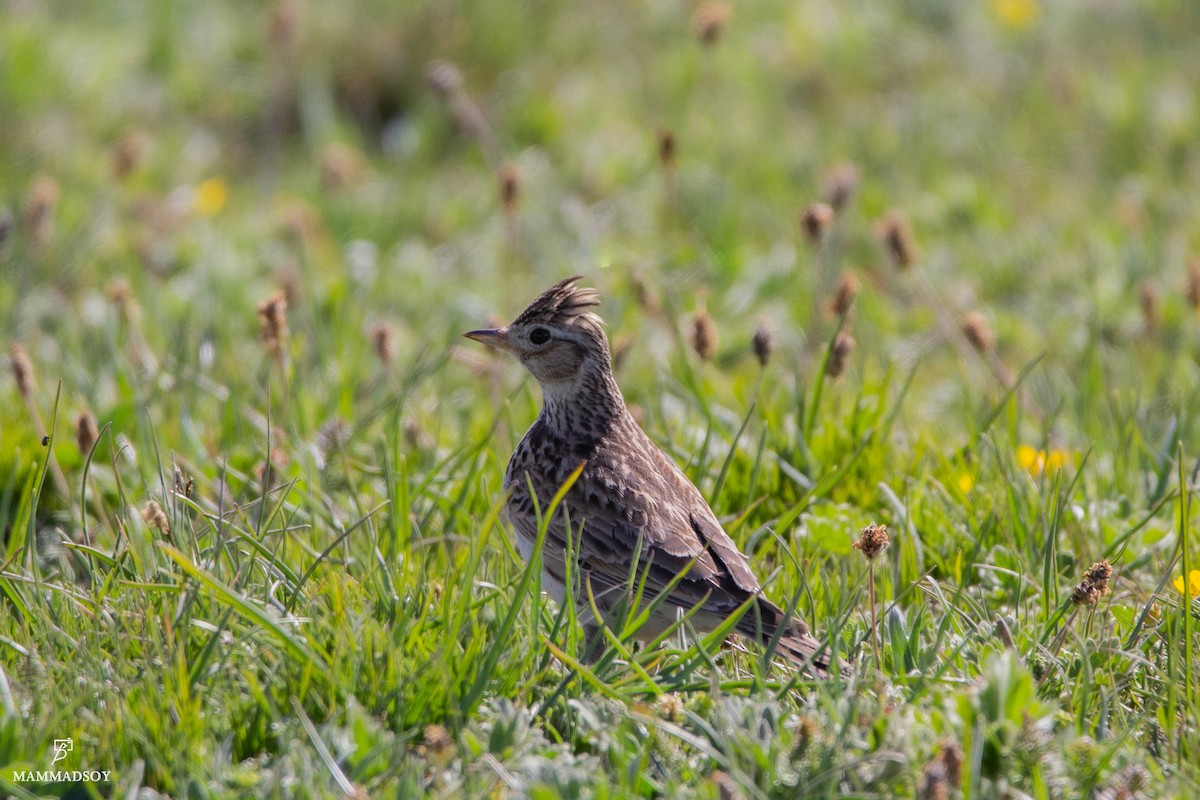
[736,599,853,679]
[773,631,853,680]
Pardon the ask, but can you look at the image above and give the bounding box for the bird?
[465,276,851,678]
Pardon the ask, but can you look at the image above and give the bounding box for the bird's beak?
[463,328,509,350]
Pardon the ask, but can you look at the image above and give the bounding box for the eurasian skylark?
[466,276,850,678]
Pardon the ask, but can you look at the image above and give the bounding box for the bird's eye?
[529,327,551,345]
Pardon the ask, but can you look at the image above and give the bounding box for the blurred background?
[3,0,1199,441]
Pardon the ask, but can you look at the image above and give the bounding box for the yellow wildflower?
[1017,445,1071,478]
[1175,570,1200,598]
[992,0,1038,30]
[195,177,228,216]
[957,473,974,494]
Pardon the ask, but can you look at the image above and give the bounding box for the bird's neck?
[537,367,626,439]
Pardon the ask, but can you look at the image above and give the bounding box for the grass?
[2,0,1200,796]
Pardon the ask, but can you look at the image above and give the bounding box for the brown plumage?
[466,277,851,678]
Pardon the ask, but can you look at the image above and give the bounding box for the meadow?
[2,0,1200,797]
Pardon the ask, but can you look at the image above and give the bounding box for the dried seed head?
[105,278,142,324]
[830,271,860,317]
[1187,258,1200,312]
[689,309,718,362]
[822,162,861,213]
[709,770,744,800]
[76,412,99,456]
[319,143,364,191]
[1071,560,1114,606]
[404,418,434,451]
[370,323,395,364]
[425,60,463,97]
[254,447,289,491]
[142,501,170,535]
[752,319,773,366]
[878,211,917,270]
[825,330,855,378]
[655,693,684,721]
[800,202,834,245]
[852,522,889,560]
[939,741,962,788]
[112,131,146,179]
[276,263,302,306]
[422,724,454,759]
[631,272,661,316]
[0,206,13,248]
[612,334,635,372]
[23,176,60,245]
[961,311,995,353]
[269,0,302,50]
[692,1,731,45]
[1139,280,1160,332]
[918,757,948,800]
[498,164,521,213]
[277,200,321,245]
[994,615,1015,649]
[173,466,195,498]
[317,417,352,457]
[657,129,677,170]
[9,343,34,397]
[258,292,289,360]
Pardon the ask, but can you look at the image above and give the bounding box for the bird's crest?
[512,276,604,332]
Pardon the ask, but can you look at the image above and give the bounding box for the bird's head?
[464,276,612,389]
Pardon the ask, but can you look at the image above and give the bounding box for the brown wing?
[523,416,766,618]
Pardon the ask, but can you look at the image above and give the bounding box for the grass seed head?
[612,333,635,372]
[800,202,834,245]
[752,319,773,366]
[269,0,302,50]
[1071,560,1113,606]
[425,60,463,97]
[317,417,351,457]
[689,308,718,362]
[320,143,364,191]
[918,758,948,800]
[422,724,455,764]
[23,176,60,245]
[370,323,394,364]
[830,271,860,317]
[258,292,289,360]
[1187,257,1200,311]
[106,278,142,324]
[1138,280,1160,332]
[276,263,302,306]
[823,162,861,212]
[692,2,731,45]
[709,770,744,800]
[498,164,521,213]
[940,741,962,787]
[962,311,995,353]
[878,210,917,270]
[112,131,146,179]
[631,272,661,316]
[0,206,13,248]
[9,343,34,398]
[76,412,99,455]
[141,501,170,535]
[657,129,677,170]
[404,418,434,451]
[852,522,889,560]
[655,693,684,721]
[825,330,855,377]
